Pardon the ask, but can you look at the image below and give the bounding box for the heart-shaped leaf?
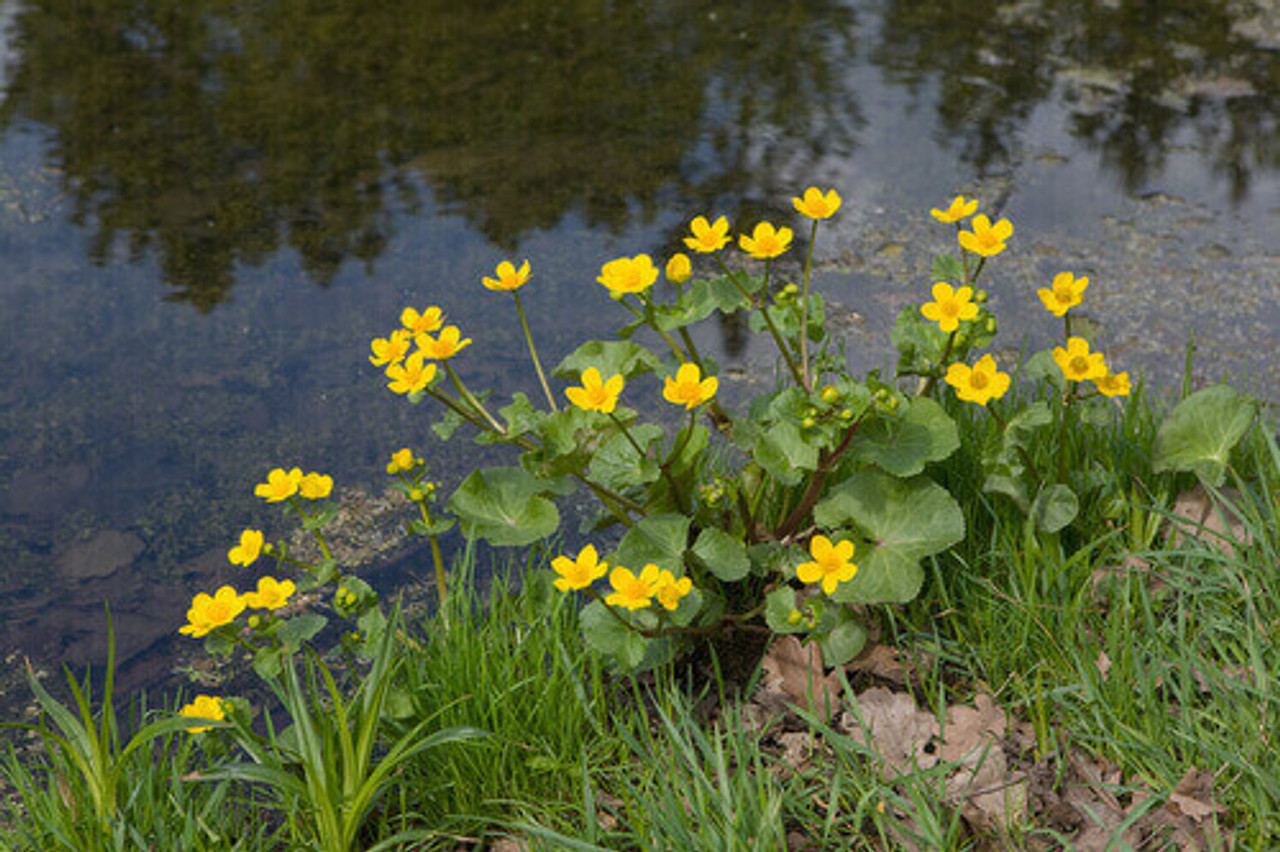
[1153,386,1256,486]
[854,397,959,476]
[447,466,561,546]
[814,470,964,604]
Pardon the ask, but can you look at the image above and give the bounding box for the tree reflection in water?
[0,0,861,309]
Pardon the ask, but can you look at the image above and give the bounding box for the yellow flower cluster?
[386,447,422,475]
[178,576,297,638]
[565,363,719,414]
[551,545,693,612]
[370,303,474,395]
[254,467,333,502]
[1053,337,1129,396]
[925,195,1130,404]
[178,694,227,734]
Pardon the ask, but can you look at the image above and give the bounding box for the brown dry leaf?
[940,694,1027,832]
[1168,484,1252,557]
[1168,767,1226,823]
[845,642,909,686]
[488,838,528,852]
[1059,753,1140,851]
[842,686,939,777]
[1095,649,1112,681]
[776,731,817,771]
[1091,554,1163,600]
[760,636,842,717]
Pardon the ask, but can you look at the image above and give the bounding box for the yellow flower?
[243,576,296,611]
[597,255,659,296]
[605,564,661,611]
[1093,370,1131,398]
[945,354,1011,406]
[483,260,532,292]
[662,363,718,409]
[1053,337,1108,382]
[298,472,333,500]
[178,695,227,734]
[228,529,265,567]
[401,306,445,336]
[792,187,842,220]
[565,367,624,414]
[920,282,980,333]
[930,195,979,223]
[179,586,246,638]
[666,253,692,284]
[1036,272,1089,317]
[369,329,412,367]
[386,448,421,475]
[386,352,437,395]
[958,214,1013,257]
[416,326,472,360]
[652,569,693,611]
[551,544,609,592]
[683,215,732,253]
[254,467,303,502]
[795,535,857,595]
[739,222,793,259]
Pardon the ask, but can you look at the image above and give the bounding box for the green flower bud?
[609,290,625,302]
[974,289,989,304]
[786,608,804,625]
[408,487,424,502]
[344,591,357,606]
[805,406,818,418]
[984,317,997,334]
[821,386,839,404]
[801,416,816,429]
[783,283,799,295]
[247,615,261,629]
[840,408,854,420]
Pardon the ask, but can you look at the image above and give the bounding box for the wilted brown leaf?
[842,686,939,777]
[760,636,842,717]
[1168,484,1252,557]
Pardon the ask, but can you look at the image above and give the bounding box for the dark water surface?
[0,0,1275,693]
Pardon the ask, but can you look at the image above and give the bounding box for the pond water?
[0,0,1275,696]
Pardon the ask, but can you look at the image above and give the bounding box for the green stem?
[986,402,1042,486]
[799,218,818,391]
[775,416,863,540]
[513,290,557,411]
[714,254,804,387]
[445,362,506,435]
[288,499,332,561]
[919,329,959,397]
[636,292,687,362]
[414,499,448,605]
[967,256,987,285]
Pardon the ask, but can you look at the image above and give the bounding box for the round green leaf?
[853,397,959,476]
[691,527,750,581]
[814,470,964,604]
[765,586,805,634]
[580,600,647,670]
[611,514,690,572]
[1153,386,1256,486]
[447,466,561,546]
[1032,483,1078,533]
[816,613,867,667]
